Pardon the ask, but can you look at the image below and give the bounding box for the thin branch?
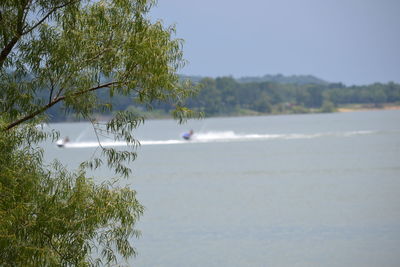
[46,55,56,104]
[22,0,81,35]
[0,0,30,67]
[21,0,33,31]
[0,36,20,68]
[51,47,115,100]
[16,0,29,33]
[48,78,55,105]
[40,230,64,261]
[91,119,105,150]
[4,81,120,131]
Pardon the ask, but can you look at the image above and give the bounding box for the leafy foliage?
[0,129,143,265]
[0,0,196,265]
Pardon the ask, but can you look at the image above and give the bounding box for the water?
[43,110,400,266]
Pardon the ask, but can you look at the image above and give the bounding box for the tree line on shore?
[185,76,400,116]
[48,75,400,120]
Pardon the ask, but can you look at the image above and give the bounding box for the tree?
[0,0,196,265]
[320,100,336,113]
[251,92,272,113]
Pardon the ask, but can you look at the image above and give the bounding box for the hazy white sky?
[150,0,400,85]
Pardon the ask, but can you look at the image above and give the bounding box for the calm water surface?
[44,110,400,267]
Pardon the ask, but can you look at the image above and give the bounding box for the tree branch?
[0,36,20,68]
[22,0,81,35]
[0,0,80,68]
[48,79,55,105]
[21,0,33,29]
[3,81,119,131]
[0,1,31,67]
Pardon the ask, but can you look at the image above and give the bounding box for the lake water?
[44,110,400,267]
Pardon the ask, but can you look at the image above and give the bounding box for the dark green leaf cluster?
[0,129,143,266]
[1,0,197,129]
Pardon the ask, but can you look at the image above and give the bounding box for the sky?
[150,0,400,85]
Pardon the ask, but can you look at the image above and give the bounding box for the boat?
[56,137,70,148]
[182,130,194,140]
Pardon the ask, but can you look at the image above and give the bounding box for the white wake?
[57,130,377,148]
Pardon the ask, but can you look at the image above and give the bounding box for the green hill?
[181,74,329,85]
[236,74,329,85]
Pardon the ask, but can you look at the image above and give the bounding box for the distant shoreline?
[337,104,400,113]
[59,104,400,123]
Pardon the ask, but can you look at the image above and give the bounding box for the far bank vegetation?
[47,75,400,120]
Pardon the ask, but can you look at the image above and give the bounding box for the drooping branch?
[48,78,55,105]
[22,0,81,36]
[0,0,80,68]
[0,36,20,68]
[4,81,119,131]
[21,0,33,31]
[0,1,30,68]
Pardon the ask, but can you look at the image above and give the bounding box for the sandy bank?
[337,105,400,112]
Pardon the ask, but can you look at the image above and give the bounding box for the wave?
[191,130,376,142]
[57,130,377,148]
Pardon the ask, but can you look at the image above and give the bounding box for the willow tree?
[0,0,196,265]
